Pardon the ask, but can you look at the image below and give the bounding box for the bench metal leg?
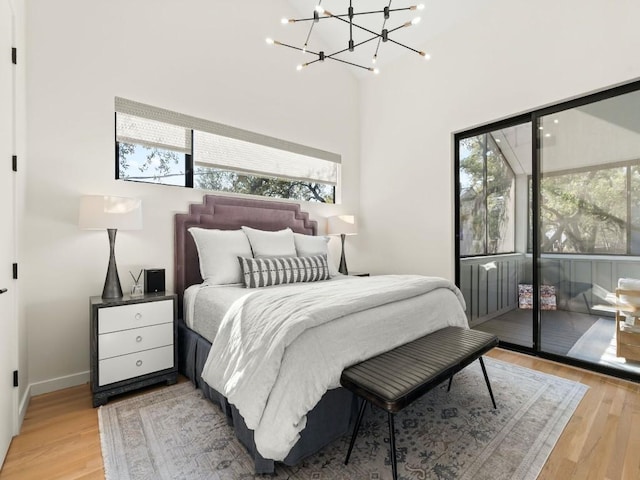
[447,375,453,392]
[345,398,368,465]
[388,412,398,480]
[478,356,497,409]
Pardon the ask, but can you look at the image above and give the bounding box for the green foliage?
[195,168,333,203]
[118,142,333,203]
[459,135,514,255]
[118,143,183,183]
[540,167,627,253]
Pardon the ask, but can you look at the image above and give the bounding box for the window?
[115,98,339,203]
[535,162,639,254]
[459,133,516,257]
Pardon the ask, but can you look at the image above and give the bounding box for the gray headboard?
[174,195,317,314]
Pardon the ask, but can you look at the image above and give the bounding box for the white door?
[0,0,16,467]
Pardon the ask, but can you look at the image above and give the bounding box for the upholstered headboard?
[174,195,317,313]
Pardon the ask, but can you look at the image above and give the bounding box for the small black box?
[144,268,165,294]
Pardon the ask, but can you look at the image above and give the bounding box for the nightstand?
[90,292,178,407]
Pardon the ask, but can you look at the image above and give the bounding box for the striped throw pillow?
[238,255,330,288]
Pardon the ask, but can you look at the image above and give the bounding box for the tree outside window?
[459,134,515,257]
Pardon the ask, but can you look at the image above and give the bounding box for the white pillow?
[618,278,640,308]
[618,278,640,290]
[293,232,339,277]
[241,226,296,258]
[188,227,253,285]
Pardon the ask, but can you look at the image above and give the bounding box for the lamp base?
[102,228,123,299]
[338,233,349,275]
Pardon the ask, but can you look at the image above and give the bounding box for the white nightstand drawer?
[99,322,173,360]
[98,345,174,386]
[98,299,173,334]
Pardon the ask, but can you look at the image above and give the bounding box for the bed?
[175,194,468,474]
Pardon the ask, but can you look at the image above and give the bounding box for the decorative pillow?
[618,278,640,309]
[241,226,296,258]
[518,284,557,310]
[238,254,330,288]
[293,232,339,277]
[188,227,253,285]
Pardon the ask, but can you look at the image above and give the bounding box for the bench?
[340,326,499,480]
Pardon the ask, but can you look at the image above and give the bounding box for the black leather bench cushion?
[340,327,498,413]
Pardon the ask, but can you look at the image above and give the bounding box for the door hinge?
[12,155,17,172]
[13,370,18,387]
[12,263,17,279]
[11,47,16,65]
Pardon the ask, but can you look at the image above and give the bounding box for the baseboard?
[17,384,30,434]
[29,370,90,397]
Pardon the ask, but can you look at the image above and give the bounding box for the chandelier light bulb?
[281,17,290,24]
[315,5,325,14]
[266,38,275,45]
[420,51,431,60]
[372,55,377,64]
[296,64,304,71]
[411,17,421,25]
[417,4,425,10]
[373,68,380,75]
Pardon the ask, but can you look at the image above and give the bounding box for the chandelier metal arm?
[289,7,416,23]
[326,55,373,72]
[301,53,372,72]
[272,39,319,56]
[327,34,381,59]
[383,36,424,55]
[331,15,422,56]
[374,0,393,61]
[328,7,415,19]
[328,12,380,38]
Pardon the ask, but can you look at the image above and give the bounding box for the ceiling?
[273,0,495,77]
[489,89,640,176]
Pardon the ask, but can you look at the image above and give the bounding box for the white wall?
[358,0,640,279]
[25,0,360,393]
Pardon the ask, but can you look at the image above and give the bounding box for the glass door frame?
[454,78,640,383]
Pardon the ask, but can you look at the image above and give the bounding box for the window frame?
[114,98,339,204]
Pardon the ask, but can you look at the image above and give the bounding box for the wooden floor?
[1,350,640,480]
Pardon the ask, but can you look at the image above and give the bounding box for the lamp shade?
[79,195,142,230]
[327,215,358,236]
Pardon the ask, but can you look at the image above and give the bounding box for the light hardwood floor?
[1,350,639,480]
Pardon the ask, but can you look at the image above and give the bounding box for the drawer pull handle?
[136,360,143,367]
[136,336,143,343]
[135,313,142,320]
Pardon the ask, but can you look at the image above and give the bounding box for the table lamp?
[327,214,358,275]
[79,195,143,299]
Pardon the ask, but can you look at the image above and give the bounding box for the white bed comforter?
[200,275,468,460]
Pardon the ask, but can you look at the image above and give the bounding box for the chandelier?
[266,1,429,74]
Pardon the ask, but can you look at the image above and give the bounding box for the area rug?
[567,318,640,374]
[99,358,587,480]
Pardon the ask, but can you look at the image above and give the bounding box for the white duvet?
[200,275,468,460]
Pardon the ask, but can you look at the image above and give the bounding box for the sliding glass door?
[456,80,640,381]
[457,120,533,348]
[538,89,640,375]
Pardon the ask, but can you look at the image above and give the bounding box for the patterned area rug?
[99,358,587,480]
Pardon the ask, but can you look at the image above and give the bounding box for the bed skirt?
[177,319,358,474]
